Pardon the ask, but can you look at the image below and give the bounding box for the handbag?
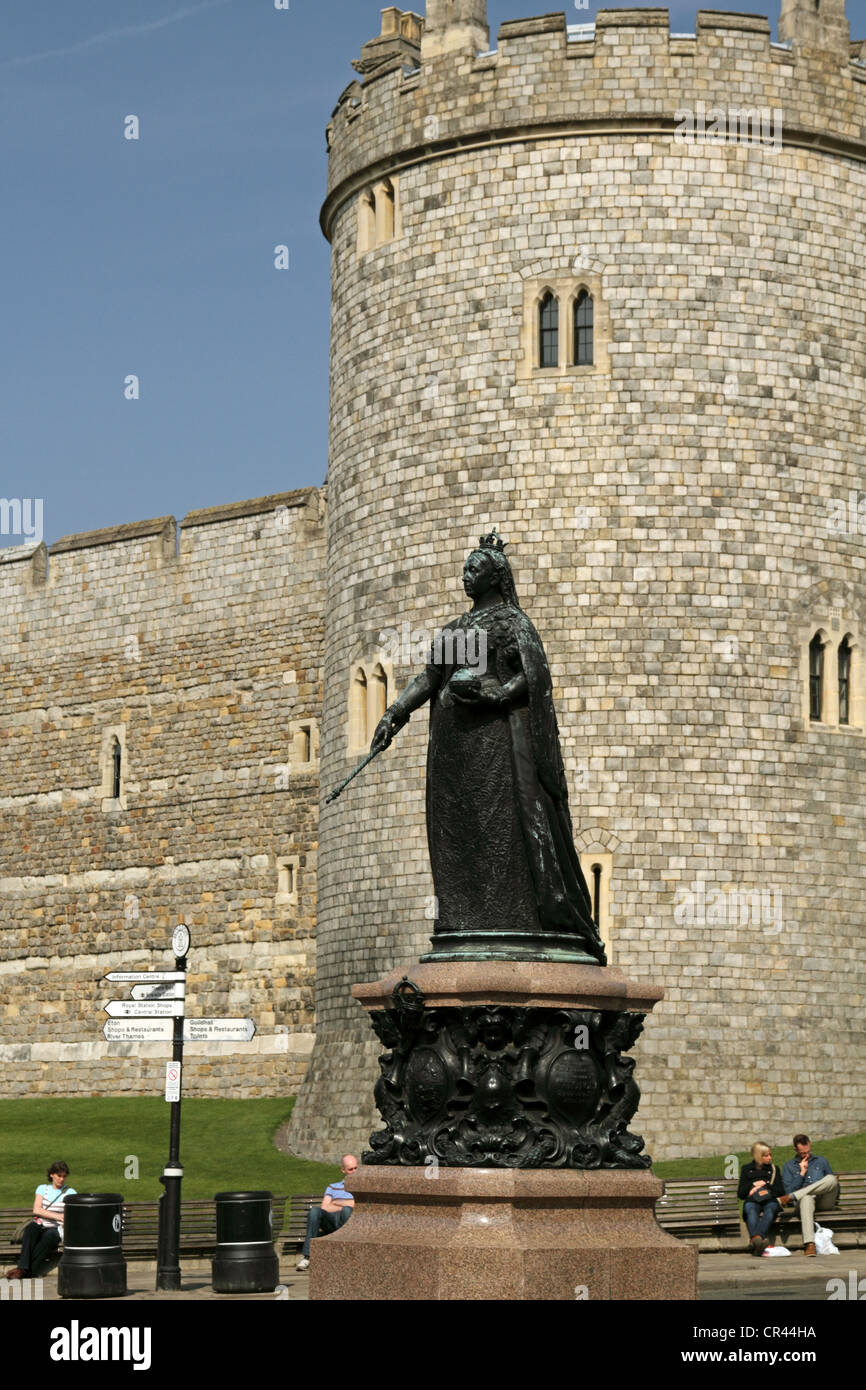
[750,1164,779,1204]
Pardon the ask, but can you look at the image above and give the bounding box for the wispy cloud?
[0,0,234,71]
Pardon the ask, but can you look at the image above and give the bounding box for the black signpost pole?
[156,926,189,1292]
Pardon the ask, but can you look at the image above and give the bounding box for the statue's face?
[463,551,496,598]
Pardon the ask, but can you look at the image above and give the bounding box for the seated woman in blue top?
[737,1141,784,1255]
[6,1160,76,1280]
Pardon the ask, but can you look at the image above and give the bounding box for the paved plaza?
[15,1249,865,1302]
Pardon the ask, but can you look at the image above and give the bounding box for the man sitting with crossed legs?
[778,1133,838,1257]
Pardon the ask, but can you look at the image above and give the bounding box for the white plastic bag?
[762,1245,791,1256]
[814,1224,839,1255]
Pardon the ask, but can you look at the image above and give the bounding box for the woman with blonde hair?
[737,1141,784,1255]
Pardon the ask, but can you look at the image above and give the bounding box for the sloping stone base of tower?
[278,1029,382,1163]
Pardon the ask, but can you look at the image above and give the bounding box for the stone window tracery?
[357,176,400,255]
[519,272,610,380]
[348,660,393,754]
[800,622,861,730]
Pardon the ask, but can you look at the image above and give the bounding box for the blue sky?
[1,0,864,548]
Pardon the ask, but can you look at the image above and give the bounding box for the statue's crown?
[479,529,506,553]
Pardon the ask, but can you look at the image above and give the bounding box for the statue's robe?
[424,602,606,964]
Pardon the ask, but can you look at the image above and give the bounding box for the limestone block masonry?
[286,2,866,1162]
[0,490,325,1099]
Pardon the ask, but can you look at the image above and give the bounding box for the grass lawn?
[0,1097,336,1207]
[652,1132,866,1181]
[1,1099,862,1204]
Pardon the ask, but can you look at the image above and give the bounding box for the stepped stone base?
[309,1167,698,1301]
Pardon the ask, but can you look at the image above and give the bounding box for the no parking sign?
[165,1062,181,1103]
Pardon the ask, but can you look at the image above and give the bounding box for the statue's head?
[463,530,519,607]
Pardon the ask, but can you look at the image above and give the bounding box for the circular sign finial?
[172,925,190,959]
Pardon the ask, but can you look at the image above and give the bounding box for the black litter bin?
[58,1193,127,1299]
[212,1191,279,1294]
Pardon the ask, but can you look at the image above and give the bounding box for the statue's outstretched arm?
[370,670,439,753]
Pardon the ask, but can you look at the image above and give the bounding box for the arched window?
[809,633,824,721]
[591,863,602,928]
[111,737,122,800]
[360,190,376,252]
[349,668,368,750]
[370,664,388,727]
[573,289,594,366]
[377,179,395,243]
[538,291,559,368]
[838,636,852,726]
[293,724,312,764]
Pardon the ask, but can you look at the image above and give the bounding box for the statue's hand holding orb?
[449,669,506,708]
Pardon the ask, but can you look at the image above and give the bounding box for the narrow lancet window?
[350,668,368,749]
[591,863,602,928]
[371,664,388,726]
[574,290,594,366]
[838,637,852,725]
[809,633,824,722]
[539,291,559,368]
[111,738,122,800]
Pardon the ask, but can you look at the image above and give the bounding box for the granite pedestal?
[309,1165,696,1301]
[309,959,697,1301]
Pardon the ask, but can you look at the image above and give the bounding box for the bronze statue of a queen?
[371,532,606,966]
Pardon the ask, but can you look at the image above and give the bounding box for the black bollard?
[212,1191,279,1294]
[58,1194,127,1299]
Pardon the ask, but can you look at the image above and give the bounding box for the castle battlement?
[322,5,866,238]
[0,487,325,653]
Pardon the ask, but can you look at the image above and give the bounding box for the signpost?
[155,924,190,1293]
[99,925,256,1292]
[130,982,185,1001]
[103,1020,174,1043]
[104,1000,185,1018]
[104,971,186,983]
[102,1018,256,1043]
[182,1018,256,1042]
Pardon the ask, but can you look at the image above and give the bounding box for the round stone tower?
[287,1,866,1161]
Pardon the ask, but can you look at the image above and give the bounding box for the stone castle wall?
[287,6,866,1161]
[0,489,325,1099]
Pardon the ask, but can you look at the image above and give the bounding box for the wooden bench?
[654,1173,866,1250]
[283,1194,320,1251]
[1,1209,35,1267]
[1,1197,289,1265]
[654,1180,742,1241]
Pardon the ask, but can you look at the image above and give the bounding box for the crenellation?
[51,515,176,556]
[324,8,866,236]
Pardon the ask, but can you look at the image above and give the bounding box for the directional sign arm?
[130,983,186,1001]
[104,972,186,983]
[105,1000,185,1018]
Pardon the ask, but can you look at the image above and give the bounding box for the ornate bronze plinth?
[365,985,650,1169]
[352,960,664,1171]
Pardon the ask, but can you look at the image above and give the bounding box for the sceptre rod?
[325,746,383,804]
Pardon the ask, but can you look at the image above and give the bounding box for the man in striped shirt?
[296,1155,357,1271]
